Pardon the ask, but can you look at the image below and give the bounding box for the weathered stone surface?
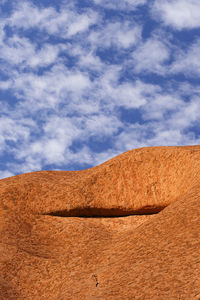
[1,145,200,216]
[0,145,200,299]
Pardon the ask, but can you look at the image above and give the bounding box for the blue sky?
[0,0,200,179]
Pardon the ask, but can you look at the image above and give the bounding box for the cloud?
[98,77,158,109]
[88,21,142,50]
[16,116,81,166]
[93,0,147,10]
[83,114,121,137]
[142,94,182,121]
[0,35,35,66]
[114,86,200,151]
[76,49,105,72]
[8,1,98,38]
[170,39,200,77]
[0,116,34,156]
[132,37,170,74]
[7,112,122,173]
[7,64,92,112]
[166,97,200,130]
[28,44,62,68]
[0,33,67,73]
[0,171,15,180]
[152,0,200,30]
[146,130,188,146]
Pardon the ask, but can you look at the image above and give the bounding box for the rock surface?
[0,145,200,299]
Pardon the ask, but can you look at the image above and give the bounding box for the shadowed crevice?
[41,206,166,218]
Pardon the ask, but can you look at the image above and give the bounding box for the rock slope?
[0,146,200,299]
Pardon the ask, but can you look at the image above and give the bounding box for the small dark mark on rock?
[92,274,99,287]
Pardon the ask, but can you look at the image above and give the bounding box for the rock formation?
[0,146,200,299]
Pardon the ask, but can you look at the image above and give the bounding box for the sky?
[0,0,200,179]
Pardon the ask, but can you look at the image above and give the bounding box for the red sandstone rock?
[0,146,200,299]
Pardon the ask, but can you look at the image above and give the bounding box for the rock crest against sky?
[1,146,200,299]
[1,0,200,178]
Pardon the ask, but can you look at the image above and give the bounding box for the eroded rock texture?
[0,146,200,299]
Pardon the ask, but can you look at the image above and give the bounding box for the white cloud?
[14,115,81,167]
[7,63,157,141]
[132,38,170,74]
[83,114,121,137]
[0,171,15,180]
[0,80,11,90]
[146,130,185,146]
[152,0,200,30]
[167,97,200,130]
[113,86,200,151]
[142,94,182,120]
[115,83,147,108]
[170,39,200,76]
[28,44,62,68]
[43,116,81,144]
[9,2,98,38]
[88,21,142,49]
[4,109,123,172]
[141,88,200,131]
[0,23,5,41]
[0,35,35,65]
[177,82,200,98]
[114,123,148,151]
[9,64,92,112]
[97,72,158,109]
[0,33,65,71]
[93,0,146,10]
[0,117,34,155]
[78,51,105,72]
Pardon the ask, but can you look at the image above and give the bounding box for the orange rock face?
[0,146,200,299]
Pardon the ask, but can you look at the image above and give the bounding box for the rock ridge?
[1,145,200,217]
